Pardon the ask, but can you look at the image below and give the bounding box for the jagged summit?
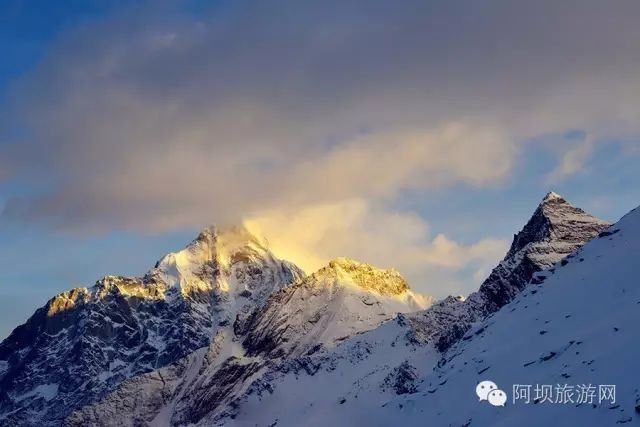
[238,257,433,358]
[190,224,267,251]
[400,192,610,352]
[167,224,269,269]
[0,224,304,427]
[541,190,563,203]
[312,257,410,297]
[151,224,288,295]
[506,192,609,260]
[480,191,609,310]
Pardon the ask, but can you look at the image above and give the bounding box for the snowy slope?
[227,204,639,427]
[402,192,610,352]
[238,258,433,358]
[363,205,640,426]
[0,193,616,426]
[65,258,433,426]
[220,310,440,427]
[0,226,304,426]
[70,192,607,426]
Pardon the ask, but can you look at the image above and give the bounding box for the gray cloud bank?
[2,0,640,231]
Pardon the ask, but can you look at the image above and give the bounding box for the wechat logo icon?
[476,380,507,407]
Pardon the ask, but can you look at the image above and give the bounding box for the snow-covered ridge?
[0,225,304,427]
[0,224,436,426]
[0,193,615,427]
[402,192,610,352]
[217,199,630,427]
[309,257,432,307]
[359,204,640,426]
[65,255,436,426]
[237,257,433,358]
[316,257,411,296]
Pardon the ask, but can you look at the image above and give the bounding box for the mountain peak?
[315,257,410,296]
[541,191,564,204]
[191,224,266,251]
[148,223,298,299]
[159,224,271,272]
[327,257,376,270]
[239,258,431,358]
[475,191,611,315]
[0,221,305,426]
[404,192,612,353]
[505,192,609,260]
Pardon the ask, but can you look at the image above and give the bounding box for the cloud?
[286,124,513,203]
[2,0,640,233]
[422,234,508,269]
[546,134,596,183]
[245,199,508,296]
[1,0,640,296]
[0,120,513,233]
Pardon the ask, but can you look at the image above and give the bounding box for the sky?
[1,0,640,339]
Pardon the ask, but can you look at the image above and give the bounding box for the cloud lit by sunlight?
[2,0,640,299]
[245,199,508,296]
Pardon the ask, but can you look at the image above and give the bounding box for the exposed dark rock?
[382,362,420,395]
[0,226,303,427]
[402,192,609,354]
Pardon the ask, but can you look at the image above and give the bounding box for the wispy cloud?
[546,134,595,183]
[245,199,508,296]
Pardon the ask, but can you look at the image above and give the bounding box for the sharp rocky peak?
[505,191,609,259]
[151,224,277,284]
[237,257,430,359]
[0,223,304,426]
[402,192,610,352]
[192,224,265,247]
[485,191,610,309]
[541,190,564,203]
[186,224,268,261]
[312,257,410,296]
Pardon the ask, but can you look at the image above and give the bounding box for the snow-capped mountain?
[64,258,432,426]
[238,258,433,358]
[0,192,620,426]
[0,226,304,426]
[401,191,610,352]
[317,203,640,426]
[0,224,434,426]
[57,192,610,426]
[215,207,636,427]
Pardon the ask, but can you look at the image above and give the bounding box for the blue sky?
[1,1,640,339]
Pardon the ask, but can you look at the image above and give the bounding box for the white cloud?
[546,137,596,183]
[286,123,513,203]
[245,199,508,296]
